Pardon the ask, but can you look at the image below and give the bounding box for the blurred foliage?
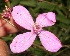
[0,0,70,56]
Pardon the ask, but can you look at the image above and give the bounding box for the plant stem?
[63,45,70,48]
[52,48,69,56]
[33,43,46,51]
[6,1,10,8]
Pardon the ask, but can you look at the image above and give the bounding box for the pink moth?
[10,5,62,53]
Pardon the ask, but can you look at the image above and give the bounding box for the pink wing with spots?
[39,31,62,52]
[12,5,34,30]
[36,12,56,27]
[10,32,36,53]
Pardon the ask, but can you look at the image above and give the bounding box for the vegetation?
[0,0,70,56]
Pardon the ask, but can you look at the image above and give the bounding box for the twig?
[33,43,47,52]
[63,45,70,48]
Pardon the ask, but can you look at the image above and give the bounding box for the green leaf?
[37,1,57,10]
[20,1,36,7]
[67,0,70,8]
[10,0,21,7]
[57,14,70,25]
